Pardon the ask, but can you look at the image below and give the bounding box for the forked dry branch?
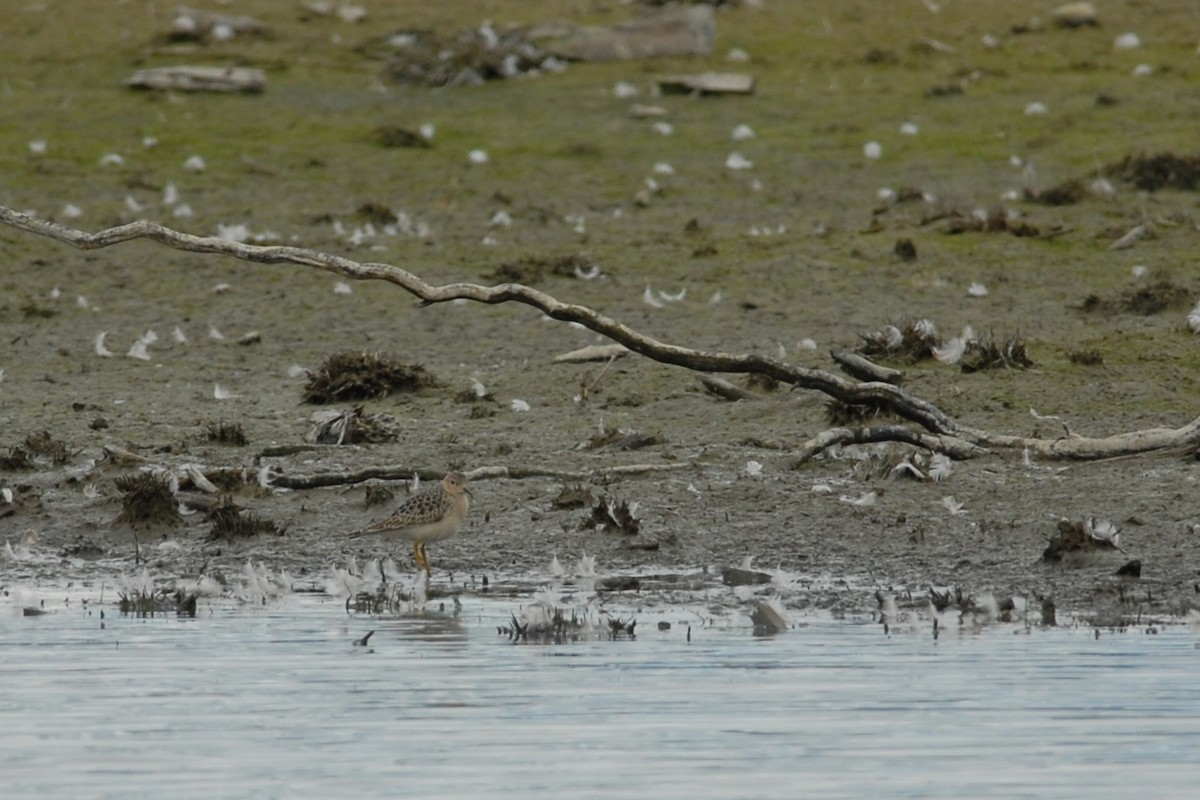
[3,205,1197,462]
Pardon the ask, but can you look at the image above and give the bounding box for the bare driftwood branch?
[3,206,1198,462]
[699,374,753,401]
[270,462,692,490]
[796,426,983,461]
[830,350,904,385]
[126,66,267,93]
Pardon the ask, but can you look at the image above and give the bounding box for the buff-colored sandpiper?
[354,472,472,576]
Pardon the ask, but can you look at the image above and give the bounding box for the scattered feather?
[333,281,353,295]
[1024,101,1048,116]
[510,398,530,412]
[1113,32,1141,50]
[1110,223,1149,250]
[209,325,225,340]
[967,282,989,297]
[467,148,489,165]
[613,81,638,99]
[745,460,763,477]
[731,124,755,141]
[183,154,206,172]
[213,384,235,400]
[216,223,251,243]
[929,454,953,482]
[94,332,114,357]
[1087,517,1121,546]
[126,330,157,361]
[100,153,125,166]
[658,286,686,303]
[490,210,513,228]
[899,122,919,136]
[163,183,178,205]
[651,121,674,136]
[863,141,882,160]
[172,326,188,343]
[932,336,966,365]
[573,263,601,280]
[28,139,47,155]
[642,285,665,309]
[652,161,675,175]
[942,495,966,515]
[1188,300,1200,333]
[184,464,220,494]
[287,364,308,378]
[62,203,82,219]
[725,151,753,170]
[173,204,194,218]
[889,457,925,480]
[840,491,877,507]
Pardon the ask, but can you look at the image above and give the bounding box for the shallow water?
[1,592,1198,799]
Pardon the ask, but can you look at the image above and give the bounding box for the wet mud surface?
[2,1,1198,624]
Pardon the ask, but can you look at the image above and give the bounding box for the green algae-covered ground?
[1,1,1198,623]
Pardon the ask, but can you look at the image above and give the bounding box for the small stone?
[1051,2,1097,29]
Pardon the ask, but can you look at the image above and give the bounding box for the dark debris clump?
[1080,278,1192,316]
[375,26,548,88]
[486,253,598,285]
[1042,517,1122,563]
[207,496,286,542]
[1105,152,1200,192]
[1027,178,1087,206]
[960,333,1034,373]
[858,319,940,362]
[0,431,70,469]
[586,497,641,536]
[364,484,395,508]
[552,483,594,510]
[305,406,401,444]
[941,207,1041,237]
[204,420,248,446]
[114,472,182,529]
[303,352,435,404]
[825,399,897,426]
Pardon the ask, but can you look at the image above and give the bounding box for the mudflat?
[1,1,1198,623]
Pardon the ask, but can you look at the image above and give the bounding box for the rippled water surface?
[2,592,1198,799]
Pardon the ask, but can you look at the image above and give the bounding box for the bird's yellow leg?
[418,542,432,577]
[412,540,423,574]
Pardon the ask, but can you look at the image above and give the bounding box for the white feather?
[93,331,113,357]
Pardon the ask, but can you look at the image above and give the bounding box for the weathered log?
[126,66,266,93]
